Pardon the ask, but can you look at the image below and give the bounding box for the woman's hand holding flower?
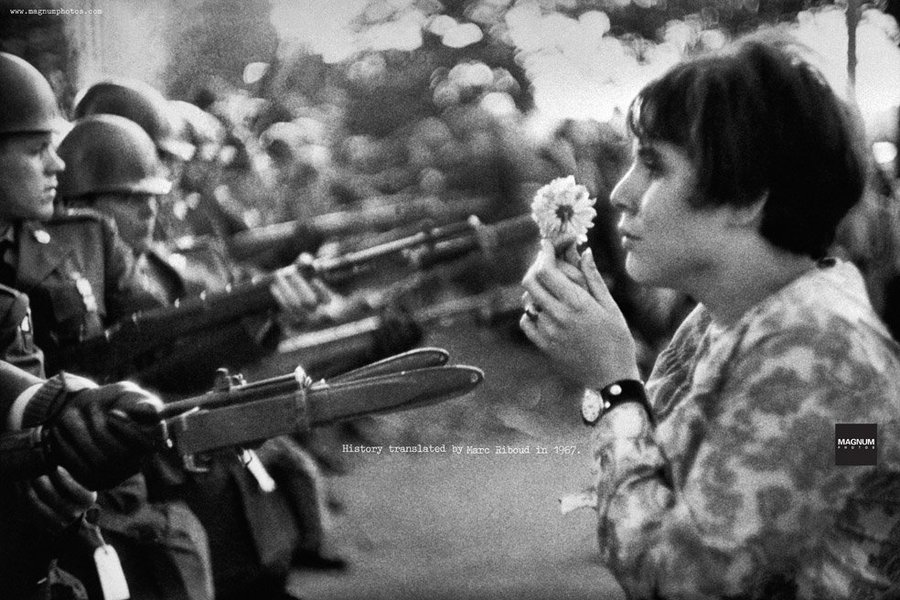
[521,241,639,390]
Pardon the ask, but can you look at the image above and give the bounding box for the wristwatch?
[581,379,654,426]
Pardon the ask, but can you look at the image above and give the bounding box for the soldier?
[0,61,165,593]
[0,67,156,596]
[53,113,329,600]
[54,111,426,600]
[0,56,171,376]
[260,119,339,226]
[0,49,214,600]
[170,98,275,241]
[0,357,167,599]
[73,78,251,243]
[55,113,334,391]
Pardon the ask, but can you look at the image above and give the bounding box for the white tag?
[93,544,130,600]
[245,449,277,493]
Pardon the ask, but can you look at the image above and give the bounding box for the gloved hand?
[22,466,98,533]
[44,379,164,490]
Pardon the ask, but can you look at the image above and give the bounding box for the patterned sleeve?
[590,314,893,599]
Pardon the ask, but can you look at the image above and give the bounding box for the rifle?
[58,214,537,381]
[2,348,484,480]
[227,193,493,265]
[278,284,524,369]
[229,282,526,382]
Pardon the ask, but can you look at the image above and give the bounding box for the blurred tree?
[0,0,76,109]
[164,0,278,103]
[264,0,861,138]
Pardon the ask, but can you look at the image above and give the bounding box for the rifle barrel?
[310,219,476,274]
[228,194,491,262]
[277,284,524,355]
[61,213,533,379]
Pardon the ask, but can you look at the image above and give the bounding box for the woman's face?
[610,139,729,291]
[94,193,158,251]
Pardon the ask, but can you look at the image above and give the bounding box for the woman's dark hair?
[625,35,867,259]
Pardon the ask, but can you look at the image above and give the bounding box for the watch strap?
[582,379,654,426]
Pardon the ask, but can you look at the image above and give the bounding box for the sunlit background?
[4,0,900,140]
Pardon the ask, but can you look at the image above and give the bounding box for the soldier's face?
[93,193,158,251]
[0,133,65,222]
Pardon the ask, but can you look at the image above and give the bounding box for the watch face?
[582,390,603,424]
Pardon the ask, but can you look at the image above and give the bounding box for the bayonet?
[163,353,483,455]
[2,349,485,480]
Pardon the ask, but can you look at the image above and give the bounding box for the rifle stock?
[59,214,536,380]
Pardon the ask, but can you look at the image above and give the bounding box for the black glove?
[42,379,164,490]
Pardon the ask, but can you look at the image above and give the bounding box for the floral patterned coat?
[588,259,900,599]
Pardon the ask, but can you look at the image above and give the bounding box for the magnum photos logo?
[834,423,877,466]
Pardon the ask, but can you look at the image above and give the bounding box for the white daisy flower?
[530,176,597,249]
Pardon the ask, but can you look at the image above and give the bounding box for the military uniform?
[0,359,61,600]
[11,210,164,376]
[5,210,215,600]
[0,285,47,597]
[0,290,48,597]
[126,236,331,600]
[146,234,239,297]
[0,281,53,599]
[0,283,44,377]
[0,299,77,599]
[126,236,278,394]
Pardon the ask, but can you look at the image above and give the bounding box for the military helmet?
[72,79,195,161]
[0,52,62,135]
[57,114,173,198]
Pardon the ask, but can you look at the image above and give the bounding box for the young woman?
[521,38,900,599]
